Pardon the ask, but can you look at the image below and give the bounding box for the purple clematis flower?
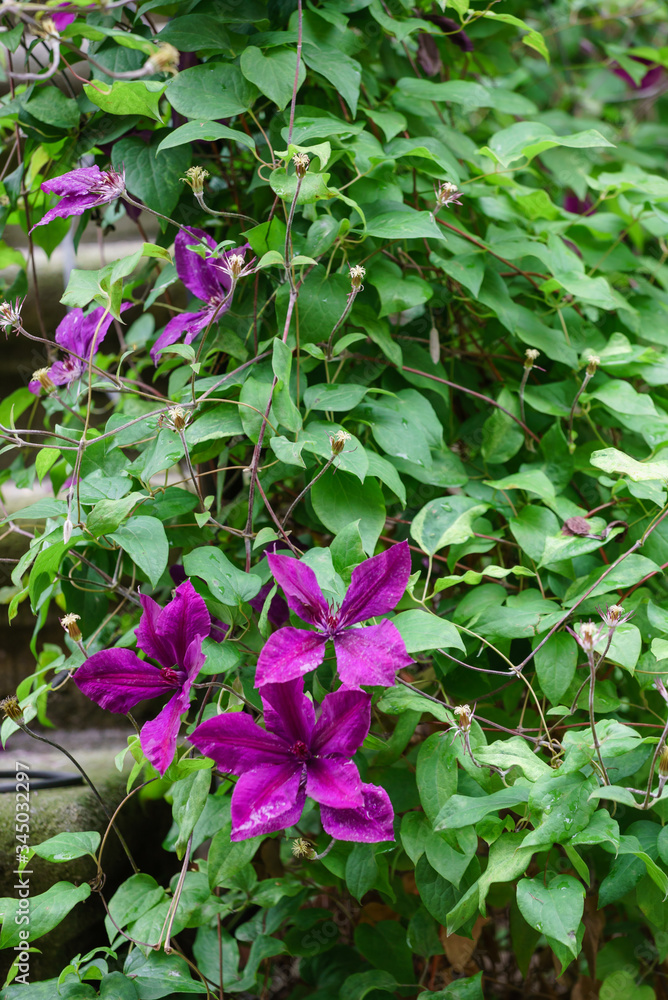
[32,166,125,230]
[255,541,413,689]
[51,3,96,31]
[190,677,394,842]
[29,304,128,395]
[151,227,250,363]
[73,579,211,775]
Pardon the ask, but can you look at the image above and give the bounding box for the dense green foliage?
[4,0,668,997]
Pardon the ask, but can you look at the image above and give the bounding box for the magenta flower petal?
[265,553,329,626]
[136,579,210,668]
[260,678,315,746]
[230,763,305,841]
[320,782,395,842]
[73,648,178,713]
[306,757,364,809]
[255,628,327,687]
[311,689,371,756]
[338,540,411,625]
[42,167,105,197]
[174,228,221,302]
[333,621,412,689]
[140,688,190,776]
[190,712,290,773]
[151,309,212,363]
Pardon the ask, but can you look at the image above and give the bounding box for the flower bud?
[0,695,23,723]
[454,704,472,732]
[292,153,310,178]
[181,166,210,197]
[32,367,55,393]
[145,42,180,75]
[60,612,82,642]
[291,838,317,860]
[524,348,540,369]
[330,429,351,456]
[63,517,73,544]
[586,354,600,377]
[349,265,366,291]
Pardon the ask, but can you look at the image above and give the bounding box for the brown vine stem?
[435,217,548,291]
[365,358,540,442]
[516,504,668,673]
[586,649,609,784]
[97,777,157,877]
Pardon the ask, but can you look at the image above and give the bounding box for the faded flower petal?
[320,782,395,843]
[333,621,412,690]
[230,764,305,841]
[73,648,178,713]
[33,166,125,230]
[311,688,372,757]
[338,540,411,626]
[305,757,364,809]
[255,628,327,687]
[265,553,329,626]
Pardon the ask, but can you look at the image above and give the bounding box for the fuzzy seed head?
[168,406,188,432]
[578,621,600,652]
[291,838,317,860]
[435,180,462,209]
[330,429,351,456]
[181,166,209,196]
[349,264,366,290]
[524,348,540,368]
[660,744,668,778]
[145,42,180,75]
[32,367,55,393]
[0,298,23,333]
[454,704,472,731]
[292,153,310,178]
[60,612,82,641]
[0,695,23,723]
[586,354,600,376]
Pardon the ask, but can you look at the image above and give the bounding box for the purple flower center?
[161,666,179,683]
[289,740,311,763]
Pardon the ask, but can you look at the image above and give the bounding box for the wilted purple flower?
[255,541,413,689]
[73,580,211,775]
[51,4,95,31]
[151,227,250,363]
[190,678,394,842]
[29,304,127,395]
[563,193,594,216]
[32,166,125,230]
[422,13,474,52]
[0,297,24,335]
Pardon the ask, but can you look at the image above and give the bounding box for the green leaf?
[304,382,367,411]
[183,546,262,605]
[171,768,212,860]
[534,632,578,704]
[84,80,166,122]
[112,130,191,220]
[417,732,458,825]
[26,830,100,866]
[590,447,668,482]
[393,609,465,652]
[208,828,263,890]
[411,496,489,556]
[435,787,530,831]
[87,492,144,537]
[167,63,257,120]
[482,11,550,61]
[516,875,585,958]
[330,520,366,582]
[109,516,169,588]
[311,468,385,555]
[240,46,305,111]
[0,882,91,947]
[340,970,397,1000]
[364,203,442,241]
[419,972,484,1000]
[157,120,255,153]
[481,121,614,168]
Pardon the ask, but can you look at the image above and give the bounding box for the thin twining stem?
[586,649,609,785]
[282,455,335,528]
